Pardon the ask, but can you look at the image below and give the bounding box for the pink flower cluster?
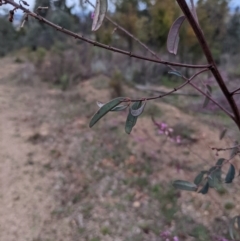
[155,121,181,144]
[160,230,179,241]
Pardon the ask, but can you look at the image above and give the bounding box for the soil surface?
[1,58,240,241]
[0,59,72,241]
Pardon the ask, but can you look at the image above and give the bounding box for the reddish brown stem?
[86,0,162,61]
[176,0,240,129]
[86,0,234,120]
[3,0,237,122]
[231,87,240,95]
[4,0,210,69]
[121,68,209,102]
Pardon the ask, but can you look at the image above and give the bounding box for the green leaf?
[199,181,209,194]
[167,16,186,55]
[194,172,204,186]
[229,216,236,240]
[229,216,240,240]
[21,0,30,6]
[206,84,212,94]
[112,105,128,111]
[225,164,235,183]
[203,96,210,108]
[203,85,212,108]
[172,180,197,191]
[216,158,225,166]
[92,0,108,31]
[130,101,146,117]
[208,168,221,189]
[125,101,142,134]
[219,128,227,140]
[96,101,128,111]
[168,71,182,77]
[230,141,239,159]
[207,164,222,189]
[237,216,240,230]
[207,162,223,189]
[89,97,125,127]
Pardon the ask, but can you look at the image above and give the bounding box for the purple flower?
[160,123,168,129]
[160,230,171,238]
[173,236,179,241]
[176,136,181,144]
[158,130,164,135]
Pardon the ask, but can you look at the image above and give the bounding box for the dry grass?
[1,57,239,241]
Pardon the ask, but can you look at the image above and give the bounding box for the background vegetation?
[1,0,240,240]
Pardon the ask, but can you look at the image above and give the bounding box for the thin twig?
[189,82,234,119]
[231,87,240,95]
[120,68,209,102]
[176,0,240,128]
[134,85,200,97]
[211,144,240,152]
[3,0,236,121]
[85,0,234,120]
[4,0,210,69]
[86,0,162,61]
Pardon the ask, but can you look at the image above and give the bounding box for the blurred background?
[1,0,240,241]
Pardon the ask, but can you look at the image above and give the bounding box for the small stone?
[204,210,209,216]
[133,201,140,208]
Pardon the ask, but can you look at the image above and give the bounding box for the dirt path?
[0,61,63,241]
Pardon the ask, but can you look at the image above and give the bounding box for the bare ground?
[0,59,72,241]
[0,58,240,241]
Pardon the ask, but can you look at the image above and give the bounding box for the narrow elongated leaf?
[173,35,180,54]
[219,128,227,140]
[229,217,235,240]
[96,101,105,108]
[203,96,210,108]
[206,84,212,93]
[125,101,142,134]
[172,180,197,191]
[168,71,182,77]
[194,172,204,186]
[96,101,128,111]
[216,158,225,166]
[237,216,240,230]
[208,168,221,188]
[92,0,108,31]
[229,216,240,240]
[225,164,235,183]
[112,105,128,111]
[90,97,124,127]
[208,164,222,189]
[208,166,216,173]
[230,141,239,158]
[199,181,209,194]
[130,101,146,117]
[203,86,212,108]
[167,16,186,55]
[21,0,30,6]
